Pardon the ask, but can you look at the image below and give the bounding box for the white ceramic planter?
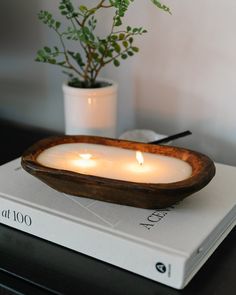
[63,79,117,137]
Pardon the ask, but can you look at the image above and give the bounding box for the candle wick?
[136,151,144,166]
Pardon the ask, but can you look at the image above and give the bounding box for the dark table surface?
[0,120,235,295]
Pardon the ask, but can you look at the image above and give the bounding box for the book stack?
[0,158,235,289]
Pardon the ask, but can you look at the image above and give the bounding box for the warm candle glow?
[79,153,92,160]
[136,151,144,166]
[37,143,193,183]
[72,153,96,168]
[127,151,152,176]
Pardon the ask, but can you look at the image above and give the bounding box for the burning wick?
[73,153,95,168]
[136,151,144,166]
[79,153,92,160]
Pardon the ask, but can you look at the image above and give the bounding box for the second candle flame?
[136,151,144,166]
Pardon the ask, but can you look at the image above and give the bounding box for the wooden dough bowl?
[21,135,216,209]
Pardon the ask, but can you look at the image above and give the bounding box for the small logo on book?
[156,262,166,274]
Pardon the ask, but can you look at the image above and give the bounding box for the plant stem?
[57,31,83,78]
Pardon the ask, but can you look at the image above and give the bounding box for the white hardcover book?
[0,158,235,289]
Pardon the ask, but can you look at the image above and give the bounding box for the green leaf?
[36,49,46,62]
[35,56,44,62]
[119,33,125,40]
[44,46,51,53]
[48,58,56,64]
[68,51,85,67]
[98,45,105,54]
[79,5,87,13]
[106,50,113,58]
[37,49,45,57]
[131,46,139,52]
[89,8,96,15]
[114,17,122,26]
[113,59,120,67]
[113,42,121,53]
[58,61,66,66]
[111,35,118,41]
[150,0,171,14]
[122,41,128,48]
[121,54,127,59]
[92,52,99,59]
[55,21,61,29]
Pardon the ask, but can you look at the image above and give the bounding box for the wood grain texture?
[21,135,216,209]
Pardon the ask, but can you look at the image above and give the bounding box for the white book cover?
[0,158,235,289]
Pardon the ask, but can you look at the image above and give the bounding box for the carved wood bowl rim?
[21,135,216,208]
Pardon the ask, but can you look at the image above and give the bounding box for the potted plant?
[36,0,170,136]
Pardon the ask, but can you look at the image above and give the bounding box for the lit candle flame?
[136,151,144,166]
[72,153,95,168]
[79,153,92,160]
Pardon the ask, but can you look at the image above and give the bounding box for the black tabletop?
[0,120,235,295]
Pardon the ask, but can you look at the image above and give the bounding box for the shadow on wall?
[0,0,48,124]
[134,74,186,133]
[134,75,236,166]
[181,132,236,167]
[0,0,40,54]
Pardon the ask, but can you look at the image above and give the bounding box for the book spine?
[0,195,186,289]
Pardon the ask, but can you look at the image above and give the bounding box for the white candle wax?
[37,143,192,183]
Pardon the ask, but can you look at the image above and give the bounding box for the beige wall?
[1,1,236,165]
[104,0,236,165]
